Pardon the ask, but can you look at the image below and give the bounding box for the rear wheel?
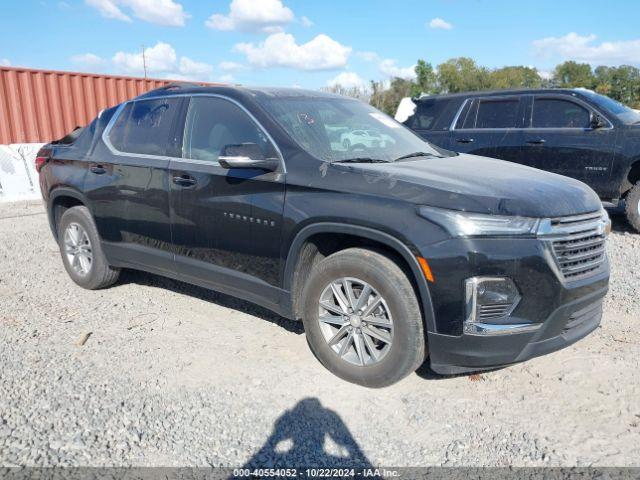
[58,206,120,289]
[301,248,426,388]
[625,183,640,233]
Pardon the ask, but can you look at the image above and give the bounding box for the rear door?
[87,96,184,272]
[168,95,286,297]
[520,94,615,195]
[449,95,526,161]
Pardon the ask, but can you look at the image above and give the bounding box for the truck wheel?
[625,183,640,233]
[58,206,120,289]
[301,248,426,388]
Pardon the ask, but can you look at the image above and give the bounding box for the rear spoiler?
[51,126,84,145]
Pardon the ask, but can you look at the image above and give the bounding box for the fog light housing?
[464,277,537,335]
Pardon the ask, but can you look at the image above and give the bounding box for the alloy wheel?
[64,222,93,277]
[317,277,393,366]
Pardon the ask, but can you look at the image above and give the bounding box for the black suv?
[403,88,640,232]
[37,85,610,387]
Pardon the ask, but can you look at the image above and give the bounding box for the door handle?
[172,174,197,187]
[90,164,106,174]
[526,139,546,145]
[456,138,474,144]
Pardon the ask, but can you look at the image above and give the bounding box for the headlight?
[418,206,540,237]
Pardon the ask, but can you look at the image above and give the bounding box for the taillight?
[35,156,48,172]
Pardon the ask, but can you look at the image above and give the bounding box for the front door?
[168,95,286,302]
[520,94,616,196]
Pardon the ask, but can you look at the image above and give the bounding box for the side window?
[456,99,478,129]
[411,100,437,130]
[532,98,591,128]
[183,97,277,162]
[475,98,520,128]
[109,98,180,156]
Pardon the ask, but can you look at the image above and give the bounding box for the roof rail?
[136,82,200,99]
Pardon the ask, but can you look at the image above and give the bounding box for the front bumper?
[428,281,607,375]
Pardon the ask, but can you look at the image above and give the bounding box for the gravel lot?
[0,201,638,467]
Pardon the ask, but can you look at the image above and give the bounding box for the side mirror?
[590,114,607,129]
[218,143,279,171]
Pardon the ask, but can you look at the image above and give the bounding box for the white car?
[340,129,395,150]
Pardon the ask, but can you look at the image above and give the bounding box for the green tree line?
[367,58,640,116]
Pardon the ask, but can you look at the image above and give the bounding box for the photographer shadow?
[242,398,372,469]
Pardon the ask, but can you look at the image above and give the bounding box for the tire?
[58,206,120,289]
[301,248,426,388]
[625,183,640,233]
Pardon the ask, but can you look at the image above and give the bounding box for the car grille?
[549,211,607,281]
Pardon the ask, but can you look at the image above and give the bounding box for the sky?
[1,0,640,90]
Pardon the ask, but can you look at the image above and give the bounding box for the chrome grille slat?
[548,211,607,281]
[553,236,604,252]
[477,304,512,320]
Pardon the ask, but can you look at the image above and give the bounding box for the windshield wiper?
[394,151,440,161]
[331,157,392,164]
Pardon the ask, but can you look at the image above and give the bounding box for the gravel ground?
[0,201,638,467]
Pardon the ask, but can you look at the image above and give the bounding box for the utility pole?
[141,44,147,79]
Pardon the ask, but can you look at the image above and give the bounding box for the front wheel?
[301,248,426,388]
[625,183,640,233]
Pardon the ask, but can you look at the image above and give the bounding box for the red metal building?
[0,66,213,145]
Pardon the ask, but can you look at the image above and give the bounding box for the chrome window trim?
[528,93,614,131]
[448,98,470,131]
[101,93,286,173]
[451,95,523,131]
[449,93,614,132]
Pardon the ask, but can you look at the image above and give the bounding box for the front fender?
[282,222,437,333]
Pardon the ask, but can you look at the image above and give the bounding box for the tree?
[369,77,413,116]
[553,61,595,89]
[595,65,640,108]
[321,83,370,102]
[489,66,542,89]
[411,59,438,97]
[436,57,491,93]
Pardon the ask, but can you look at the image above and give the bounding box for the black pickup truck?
[403,88,640,232]
[37,85,610,387]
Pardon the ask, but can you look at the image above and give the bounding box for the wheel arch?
[48,187,92,241]
[283,222,436,333]
[621,159,640,196]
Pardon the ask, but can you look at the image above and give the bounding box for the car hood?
[332,153,602,218]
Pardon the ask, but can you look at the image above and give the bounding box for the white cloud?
[532,32,640,65]
[356,51,416,80]
[112,42,213,81]
[0,58,10,67]
[234,33,351,71]
[218,61,245,72]
[85,0,189,26]
[179,57,214,79]
[356,51,379,62]
[218,74,235,83]
[379,59,416,79]
[301,16,313,27]
[70,53,106,71]
[327,72,366,89]
[429,17,453,30]
[205,0,293,33]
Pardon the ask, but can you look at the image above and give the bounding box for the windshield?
[257,95,446,162]
[578,89,640,124]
